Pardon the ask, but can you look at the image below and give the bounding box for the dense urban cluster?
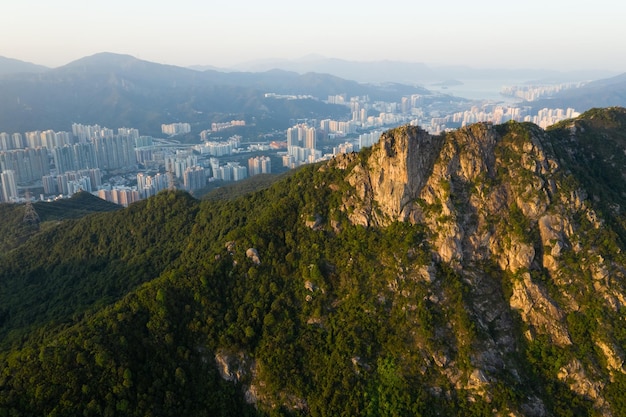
[326,92,580,134]
[0,124,269,205]
[0,83,580,206]
[500,82,585,101]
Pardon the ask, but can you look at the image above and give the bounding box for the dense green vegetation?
[33,191,121,222]
[549,107,626,245]
[0,192,120,254]
[1,111,626,416]
[0,172,500,416]
[0,191,195,348]
[200,173,290,202]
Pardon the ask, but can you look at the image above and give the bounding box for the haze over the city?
[2,0,625,72]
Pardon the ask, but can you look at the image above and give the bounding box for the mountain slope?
[1,109,626,416]
[0,56,49,75]
[0,192,121,254]
[530,73,626,112]
[0,52,427,135]
[0,191,198,346]
[232,56,615,85]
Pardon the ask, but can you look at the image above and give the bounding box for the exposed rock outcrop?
[509,273,571,346]
[334,121,626,414]
[246,248,261,265]
[368,125,444,222]
[342,125,443,226]
[209,116,626,416]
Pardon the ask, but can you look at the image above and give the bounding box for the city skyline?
[2,0,625,73]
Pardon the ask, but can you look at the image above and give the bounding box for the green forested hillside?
[548,107,626,244]
[0,192,120,254]
[1,110,626,416]
[33,191,122,221]
[0,191,195,347]
[0,166,456,416]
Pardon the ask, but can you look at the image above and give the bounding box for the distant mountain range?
[528,72,626,112]
[1,52,626,135]
[0,56,49,75]
[0,53,429,136]
[223,55,618,85]
[227,57,626,114]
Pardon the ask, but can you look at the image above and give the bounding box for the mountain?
[0,56,49,75]
[529,73,626,112]
[1,108,626,416]
[233,56,436,84]
[0,52,428,135]
[0,191,121,254]
[231,56,617,85]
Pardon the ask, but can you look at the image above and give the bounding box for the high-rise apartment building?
[56,174,69,195]
[73,142,98,170]
[0,133,11,151]
[25,131,42,149]
[166,151,198,179]
[319,119,331,133]
[135,148,153,165]
[358,130,382,150]
[72,123,103,142]
[200,141,233,157]
[53,145,76,174]
[42,175,57,195]
[93,135,136,171]
[334,142,354,155]
[286,124,316,149]
[161,123,191,136]
[183,166,206,192]
[11,133,24,149]
[1,170,18,202]
[248,156,272,176]
[40,130,57,149]
[231,163,247,182]
[55,131,72,147]
[304,128,316,150]
[135,136,154,148]
[82,168,102,189]
[66,176,92,194]
[213,162,247,182]
[118,127,139,140]
[137,172,169,199]
[97,187,139,207]
[287,123,319,165]
[0,148,49,183]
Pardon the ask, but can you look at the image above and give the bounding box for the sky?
[1,0,625,72]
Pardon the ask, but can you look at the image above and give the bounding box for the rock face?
[333,120,626,416]
[509,272,571,347]
[215,350,260,405]
[246,248,261,265]
[368,125,443,222]
[342,126,443,226]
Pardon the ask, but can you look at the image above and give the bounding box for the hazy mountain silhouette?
[0,52,428,135]
[529,72,626,112]
[0,56,49,75]
[229,55,617,84]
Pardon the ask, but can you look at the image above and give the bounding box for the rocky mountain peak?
[332,117,626,415]
[339,125,443,226]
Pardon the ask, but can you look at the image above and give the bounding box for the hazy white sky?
[1,0,624,71]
